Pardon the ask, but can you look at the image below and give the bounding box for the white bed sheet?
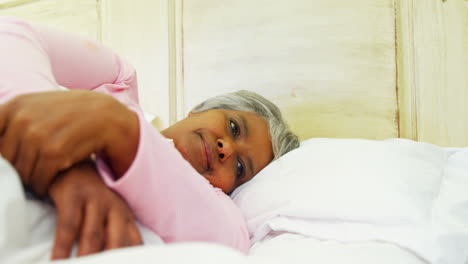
[0,142,466,264]
[52,234,427,264]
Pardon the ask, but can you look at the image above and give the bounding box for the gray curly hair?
[191,90,300,160]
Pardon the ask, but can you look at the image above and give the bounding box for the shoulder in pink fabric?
[0,17,250,253]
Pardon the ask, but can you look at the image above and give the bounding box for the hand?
[49,160,142,259]
[0,90,139,196]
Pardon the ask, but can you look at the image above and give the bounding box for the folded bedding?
[1,138,467,264]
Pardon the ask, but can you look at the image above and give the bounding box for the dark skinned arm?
[0,90,139,197]
[48,160,142,259]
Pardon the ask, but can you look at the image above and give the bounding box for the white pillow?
[232,138,468,263]
[232,138,445,233]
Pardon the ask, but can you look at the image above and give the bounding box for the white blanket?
[0,158,165,263]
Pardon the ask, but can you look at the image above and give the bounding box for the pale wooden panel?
[100,0,170,128]
[396,0,418,141]
[0,0,99,40]
[168,0,185,123]
[405,0,468,147]
[182,0,397,140]
[0,0,39,7]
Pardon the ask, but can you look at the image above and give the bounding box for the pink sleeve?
[0,18,250,252]
[0,17,138,104]
[97,113,250,253]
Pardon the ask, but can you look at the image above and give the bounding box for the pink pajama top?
[0,17,249,253]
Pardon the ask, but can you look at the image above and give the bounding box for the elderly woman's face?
[161,109,273,193]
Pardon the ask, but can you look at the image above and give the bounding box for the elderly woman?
[0,17,299,259]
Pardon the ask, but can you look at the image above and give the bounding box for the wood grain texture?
[0,0,98,39]
[396,0,418,141]
[168,0,185,124]
[182,0,398,140]
[100,0,171,128]
[0,0,37,8]
[2,0,465,145]
[403,0,468,147]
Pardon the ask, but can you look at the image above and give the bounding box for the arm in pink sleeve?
[97,113,251,253]
[0,17,250,252]
[0,17,138,103]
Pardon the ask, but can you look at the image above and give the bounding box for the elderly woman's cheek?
[219,176,237,194]
[203,170,236,194]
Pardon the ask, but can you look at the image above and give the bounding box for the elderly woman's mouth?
[199,133,212,171]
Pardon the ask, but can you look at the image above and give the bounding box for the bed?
[1,0,467,263]
[1,138,468,264]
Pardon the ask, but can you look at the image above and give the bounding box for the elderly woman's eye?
[230,120,240,137]
[236,159,245,179]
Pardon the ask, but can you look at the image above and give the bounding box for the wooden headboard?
[181,0,468,147]
[1,0,467,146]
[182,0,398,141]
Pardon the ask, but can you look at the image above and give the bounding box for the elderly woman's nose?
[216,139,234,161]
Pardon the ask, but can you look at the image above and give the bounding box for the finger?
[31,154,61,197]
[14,140,38,185]
[32,126,99,196]
[127,221,143,247]
[77,200,106,256]
[30,139,72,197]
[52,199,84,260]
[0,104,11,136]
[0,113,21,170]
[105,207,130,250]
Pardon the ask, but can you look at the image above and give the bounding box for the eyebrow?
[239,115,254,177]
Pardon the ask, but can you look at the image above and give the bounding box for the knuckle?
[82,230,103,243]
[43,141,65,158]
[65,187,84,202]
[25,126,45,142]
[7,96,21,108]
[57,215,79,234]
[53,193,83,215]
[57,219,80,234]
[12,111,31,127]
